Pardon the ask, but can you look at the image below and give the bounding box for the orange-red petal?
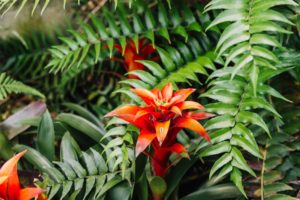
[170,106,182,116]
[170,88,196,105]
[105,105,141,117]
[141,44,156,55]
[38,193,48,200]
[0,150,27,199]
[167,143,189,158]
[135,129,156,157]
[154,120,171,145]
[191,112,215,120]
[0,176,7,185]
[8,165,21,200]
[134,110,150,121]
[176,101,204,111]
[161,83,173,101]
[131,88,156,106]
[174,118,210,142]
[18,188,43,200]
[0,150,27,177]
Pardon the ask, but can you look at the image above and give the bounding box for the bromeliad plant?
[106,83,213,178]
[0,150,43,200]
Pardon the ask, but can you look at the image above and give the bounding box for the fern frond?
[198,66,292,196]
[13,108,134,200]
[205,0,298,94]
[0,73,44,100]
[246,103,300,199]
[0,31,58,79]
[46,134,132,199]
[47,0,208,73]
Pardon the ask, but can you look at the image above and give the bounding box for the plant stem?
[260,148,267,200]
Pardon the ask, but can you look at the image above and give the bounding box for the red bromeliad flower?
[114,39,157,79]
[105,83,213,177]
[0,150,44,200]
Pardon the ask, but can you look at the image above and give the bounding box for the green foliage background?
[0,0,300,199]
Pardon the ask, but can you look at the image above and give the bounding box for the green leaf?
[0,73,44,100]
[209,153,232,179]
[249,64,259,95]
[240,97,281,118]
[13,144,55,171]
[137,60,166,79]
[252,0,298,12]
[201,90,240,104]
[181,184,242,200]
[207,10,247,30]
[231,135,262,159]
[107,181,132,200]
[101,126,126,141]
[54,162,76,180]
[205,115,235,130]
[205,103,238,116]
[236,111,270,137]
[264,183,293,196]
[37,110,55,161]
[127,70,158,86]
[200,141,232,157]
[57,113,105,142]
[231,147,256,177]
[63,103,104,128]
[67,160,87,178]
[84,176,96,199]
[216,21,249,51]
[230,168,247,197]
[218,32,250,58]
[97,176,123,198]
[156,47,175,71]
[136,172,148,200]
[165,157,197,199]
[60,181,73,200]
[265,194,296,200]
[82,151,98,175]
[0,132,13,160]
[90,148,108,173]
[60,132,80,162]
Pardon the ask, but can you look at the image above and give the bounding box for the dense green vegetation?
[0,0,300,199]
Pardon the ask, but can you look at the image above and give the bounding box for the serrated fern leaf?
[198,66,291,196]
[205,0,298,94]
[0,73,44,100]
[47,0,207,73]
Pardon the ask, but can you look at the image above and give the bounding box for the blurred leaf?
[0,101,46,139]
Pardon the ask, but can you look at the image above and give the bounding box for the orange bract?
[114,39,156,79]
[0,150,44,200]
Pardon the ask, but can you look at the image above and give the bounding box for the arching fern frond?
[205,0,298,94]
[45,133,133,200]
[246,99,300,199]
[0,73,45,100]
[197,66,292,196]
[47,0,207,73]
